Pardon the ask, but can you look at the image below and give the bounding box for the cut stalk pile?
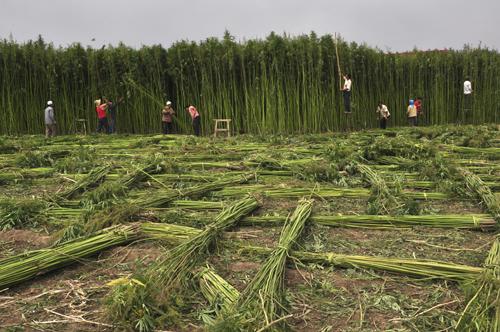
[456,235,500,331]
[218,198,313,330]
[0,224,140,289]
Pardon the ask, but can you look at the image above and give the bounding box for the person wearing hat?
[407,99,417,126]
[44,100,56,138]
[161,101,175,134]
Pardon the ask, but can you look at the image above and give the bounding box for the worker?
[342,74,352,113]
[44,100,56,138]
[161,101,175,134]
[414,97,423,125]
[95,98,109,134]
[107,96,124,134]
[186,105,201,136]
[407,99,417,126]
[463,78,473,123]
[376,102,390,129]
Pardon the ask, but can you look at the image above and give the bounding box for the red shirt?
[188,106,200,120]
[96,104,107,119]
[414,100,422,113]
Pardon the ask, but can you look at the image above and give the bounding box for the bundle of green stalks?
[138,173,256,208]
[56,165,110,200]
[215,184,448,200]
[356,163,402,214]
[198,266,240,325]
[0,167,54,184]
[456,167,500,222]
[217,199,313,331]
[242,214,496,230]
[456,235,499,331]
[106,196,259,330]
[237,246,482,282]
[0,224,140,289]
[444,145,500,160]
[153,196,259,291]
[119,160,166,189]
[141,222,201,243]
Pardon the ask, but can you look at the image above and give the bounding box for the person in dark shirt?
[106,96,124,134]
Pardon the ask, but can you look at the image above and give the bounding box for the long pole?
[334,33,342,91]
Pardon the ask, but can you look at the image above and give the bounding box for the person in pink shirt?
[186,105,201,136]
[95,98,110,134]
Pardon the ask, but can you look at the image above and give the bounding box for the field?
[0,124,499,331]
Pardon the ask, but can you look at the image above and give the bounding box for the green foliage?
[54,145,96,173]
[15,151,54,168]
[1,36,499,135]
[362,136,436,161]
[0,198,46,230]
[105,278,157,332]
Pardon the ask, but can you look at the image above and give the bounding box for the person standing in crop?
[463,78,473,123]
[44,100,56,138]
[161,101,175,134]
[95,98,109,134]
[342,74,352,114]
[376,102,390,129]
[414,97,423,125]
[106,96,124,134]
[186,105,201,136]
[407,99,417,126]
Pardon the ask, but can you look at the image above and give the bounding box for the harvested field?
[0,124,499,331]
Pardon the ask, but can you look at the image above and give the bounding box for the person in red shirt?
[414,97,422,125]
[95,98,110,134]
[186,105,201,136]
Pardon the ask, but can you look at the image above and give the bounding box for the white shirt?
[344,79,352,91]
[464,80,472,95]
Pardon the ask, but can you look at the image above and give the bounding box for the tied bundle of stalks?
[456,167,500,223]
[119,159,166,189]
[198,266,240,325]
[356,163,402,214]
[242,214,496,231]
[220,198,313,331]
[237,246,482,282]
[106,196,259,331]
[0,224,140,289]
[56,165,110,200]
[456,235,499,331]
[141,222,201,244]
[153,196,259,291]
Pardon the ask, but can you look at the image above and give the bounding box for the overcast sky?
[1,0,499,51]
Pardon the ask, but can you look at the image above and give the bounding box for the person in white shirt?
[462,78,473,123]
[44,100,56,138]
[342,74,352,113]
[376,102,390,129]
[463,79,472,95]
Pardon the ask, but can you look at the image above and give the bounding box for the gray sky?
[1,0,499,51]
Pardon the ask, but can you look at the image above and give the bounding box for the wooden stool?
[213,119,231,137]
[75,118,87,135]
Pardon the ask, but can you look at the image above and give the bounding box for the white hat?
[47,100,53,106]
[166,101,172,106]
